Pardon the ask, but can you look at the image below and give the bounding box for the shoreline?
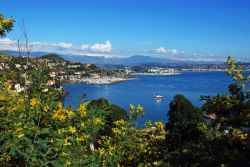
[130,72,182,76]
[63,77,138,85]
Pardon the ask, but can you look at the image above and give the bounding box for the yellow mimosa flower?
[78,103,88,117]
[80,122,86,129]
[76,136,85,142]
[66,110,74,117]
[17,133,25,139]
[58,128,65,135]
[64,138,72,146]
[98,148,105,156]
[69,126,76,134]
[30,98,39,107]
[66,160,71,166]
[43,105,49,112]
[93,117,104,126]
[155,121,164,131]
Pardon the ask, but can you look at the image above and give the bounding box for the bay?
[62,72,234,126]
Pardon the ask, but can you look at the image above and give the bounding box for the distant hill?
[0,50,226,66]
[1,50,45,57]
[61,55,185,65]
[63,55,223,65]
[40,54,65,62]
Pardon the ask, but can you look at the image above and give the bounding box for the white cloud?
[0,38,113,56]
[56,42,74,50]
[154,47,167,53]
[78,53,116,58]
[148,46,229,62]
[153,47,181,55]
[0,38,17,45]
[80,41,112,52]
[0,38,18,51]
[0,38,74,51]
[90,40,112,52]
[80,44,90,50]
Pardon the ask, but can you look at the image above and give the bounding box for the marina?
[69,76,138,85]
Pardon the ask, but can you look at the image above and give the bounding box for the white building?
[14,84,24,93]
[49,72,56,78]
[15,64,21,69]
[47,80,55,86]
[67,65,81,68]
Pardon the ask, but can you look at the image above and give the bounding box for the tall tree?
[166,94,203,147]
[164,94,204,165]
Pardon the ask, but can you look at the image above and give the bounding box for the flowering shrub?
[0,14,14,37]
[0,81,165,166]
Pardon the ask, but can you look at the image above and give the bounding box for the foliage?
[166,94,203,146]
[0,80,165,166]
[0,14,14,37]
[162,56,250,166]
[40,54,65,62]
[200,56,250,166]
[164,94,204,166]
[88,98,128,137]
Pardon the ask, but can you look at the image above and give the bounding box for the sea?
[62,71,242,127]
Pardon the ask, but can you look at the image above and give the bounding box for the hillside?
[40,54,65,62]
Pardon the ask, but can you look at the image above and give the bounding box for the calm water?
[62,72,234,126]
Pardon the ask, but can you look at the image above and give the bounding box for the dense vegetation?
[1,12,250,166]
[40,54,65,62]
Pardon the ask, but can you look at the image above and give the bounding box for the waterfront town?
[1,52,250,94]
[0,53,135,94]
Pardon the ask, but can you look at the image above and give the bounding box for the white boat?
[154,94,163,100]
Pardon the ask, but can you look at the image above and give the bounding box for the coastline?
[64,77,138,85]
[130,72,182,76]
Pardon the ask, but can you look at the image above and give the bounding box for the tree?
[17,20,33,57]
[164,94,204,165]
[200,56,250,166]
[0,14,14,37]
[166,94,203,147]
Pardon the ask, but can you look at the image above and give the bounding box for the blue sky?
[0,0,250,61]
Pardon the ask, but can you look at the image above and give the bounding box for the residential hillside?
[0,53,131,94]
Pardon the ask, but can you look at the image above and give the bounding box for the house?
[74,72,82,75]
[15,64,21,69]
[38,58,49,63]
[48,63,57,68]
[23,65,28,69]
[49,72,56,78]
[47,80,55,86]
[69,75,81,81]
[58,75,65,81]
[42,88,49,92]
[14,84,24,93]
[59,71,66,74]
[20,73,28,78]
[0,63,9,70]
[67,64,81,69]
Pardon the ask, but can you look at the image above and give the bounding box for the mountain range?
[0,50,224,66]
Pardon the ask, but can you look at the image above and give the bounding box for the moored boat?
[154,94,163,100]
